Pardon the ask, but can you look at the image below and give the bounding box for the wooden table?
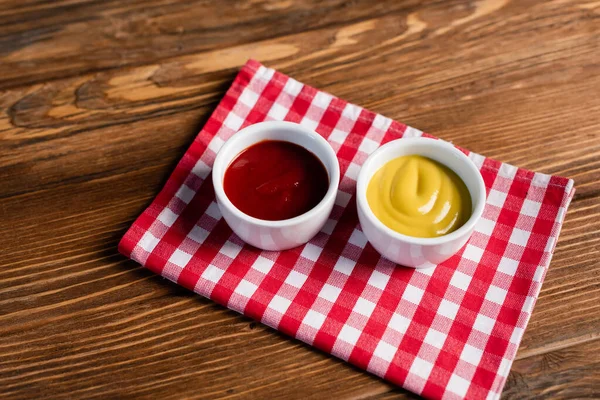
[1,0,598,398]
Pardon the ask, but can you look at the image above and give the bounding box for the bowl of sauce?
[356,137,486,268]
[213,121,340,251]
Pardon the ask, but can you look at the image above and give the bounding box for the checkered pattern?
[119,60,575,400]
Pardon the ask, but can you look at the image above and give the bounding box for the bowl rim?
[212,121,341,228]
[356,137,487,245]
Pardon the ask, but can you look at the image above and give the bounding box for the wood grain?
[1,0,599,398]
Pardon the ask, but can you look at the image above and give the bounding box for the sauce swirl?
[366,155,471,238]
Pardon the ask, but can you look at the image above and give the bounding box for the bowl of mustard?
[356,137,486,269]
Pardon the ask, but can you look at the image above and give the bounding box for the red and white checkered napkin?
[119,60,574,399]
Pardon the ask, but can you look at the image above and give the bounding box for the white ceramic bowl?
[356,137,486,269]
[212,121,340,251]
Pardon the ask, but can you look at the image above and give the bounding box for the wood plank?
[0,0,450,90]
[503,338,600,398]
[1,0,599,398]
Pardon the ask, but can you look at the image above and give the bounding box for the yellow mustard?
[367,155,472,238]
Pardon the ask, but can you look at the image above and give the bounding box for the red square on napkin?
[119,60,574,399]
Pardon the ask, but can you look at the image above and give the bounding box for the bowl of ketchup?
[212,121,340,251]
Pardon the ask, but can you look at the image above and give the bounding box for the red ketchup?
[223,140,329,221]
